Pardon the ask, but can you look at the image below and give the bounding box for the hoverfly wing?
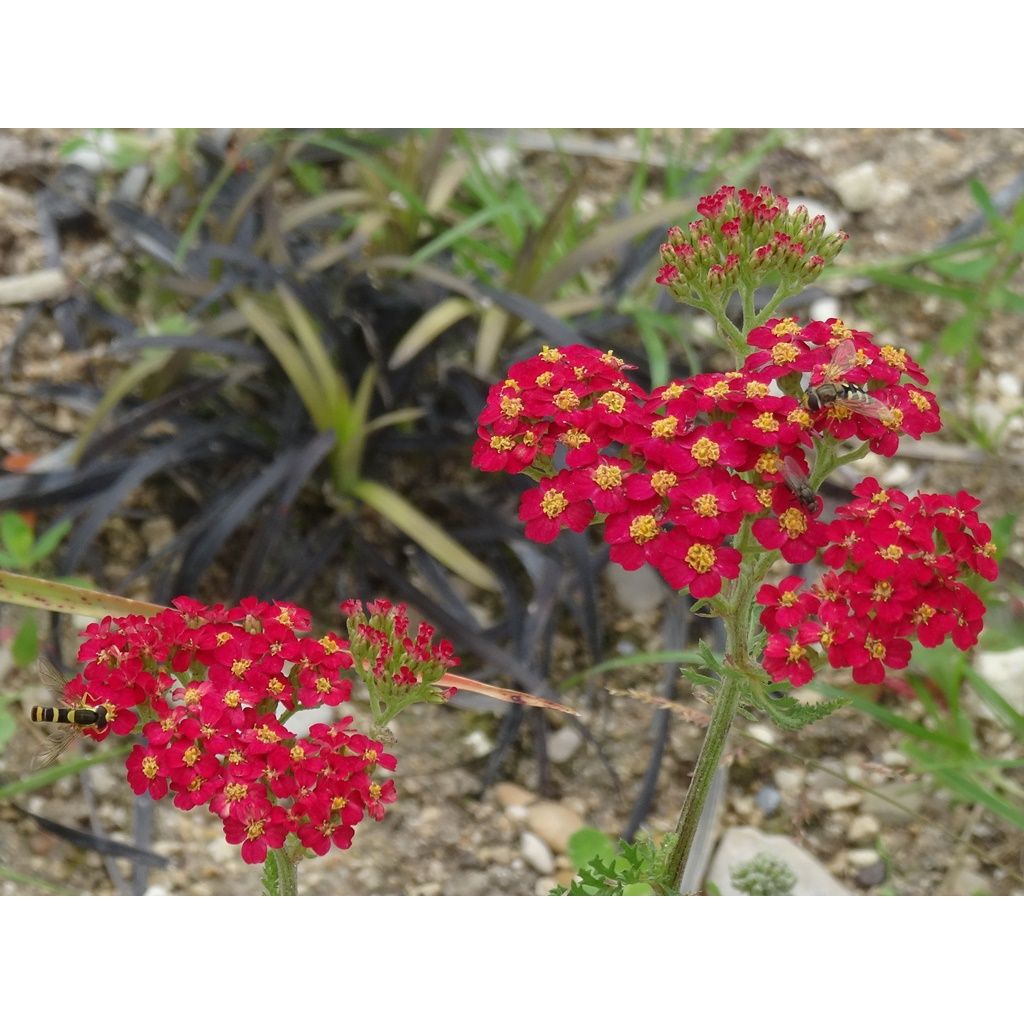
[31,727,77,771]
[781,455,809,487]
[35,657,71,702]
[781,455,819,512]
[828,338,858,376]
[836,391,893,420]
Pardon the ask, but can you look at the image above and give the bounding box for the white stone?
[605,561,666,615]
[974,648,1024,717]
[834,162,882,212]
[706,826,851,896]
[847,814,881,844]
[847,848,881,868]
[972,401,1005,437]
[809,296,842,322]
[774,767,805,797]
[821,787,863,811]
[462,729,494,758]
[880,749,910,768]
[747,724,776,746]
[525,801,585,853]
[547,725,583,764]
[995,371,1022,398]
[520,831,555,874]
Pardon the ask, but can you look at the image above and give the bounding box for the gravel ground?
[1,128,1022,896]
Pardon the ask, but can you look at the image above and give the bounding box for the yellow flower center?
[651,470,677,497]
[593,465,623,490]
[691,437,721,467]
[598,391,626,413]
[693,494,719,518]
[553,389,580,411]
[540,489,569,519]
[779,507,808,538]
[770,341,800,366]
[629,515,659,544]
[685,543,715,573]
[651,415,678,439]
[771,318,801,337]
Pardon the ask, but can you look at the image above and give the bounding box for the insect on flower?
[782,456,820,513]
[28,658,108,769]
[803,339,892,419]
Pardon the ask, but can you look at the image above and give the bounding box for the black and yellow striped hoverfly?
[28,659,108,768]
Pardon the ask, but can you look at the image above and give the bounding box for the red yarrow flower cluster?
[474,337,994,685]
[61,597,454,864]
[468,331,937,598]
[656,185,848,300]
[757,479,997,686]
[743,317,940,456]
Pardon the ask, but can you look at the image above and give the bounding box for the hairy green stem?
[265,845,298,895]
[663,656,743,891]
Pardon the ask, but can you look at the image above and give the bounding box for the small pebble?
[847,814,881,845]
[462,730,494,758]
[834,162,881,212]
[995,371,1021,398]
[493,783,536,810]
[847,848,881,868]
[525,801,585,853]
[520,831,555,874]
[755,785,782,817]
[821,788,862,811]
[855,860,887,888]
[547,725,582,764]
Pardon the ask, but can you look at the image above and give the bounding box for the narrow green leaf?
[861,267,975,302]
[969,179,1002,231]
[175,156,236,266]
[929,253,998,282]
[238,295,331,429]
[12,615,38,667]
[351,479,499,592]
[931,766,1024,831]
[965,666,1024,738]
[28,518,72,563]
[0,513,34,565]
[71,349,174,464]
[289,160,326,195]
[558,649,703,690]
[408,202,519,266]
[424,157,471,215]
[0,702,16,754]
[389,297,476,369]
[473,305,511,377]
[277,283,348,408]
[939,312,980,357]
[0,569,164,619]
[364,408,425,435]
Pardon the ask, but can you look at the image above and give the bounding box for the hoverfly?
[28,659,108,768]
[803,339,891,419]
[781,455,820,513]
